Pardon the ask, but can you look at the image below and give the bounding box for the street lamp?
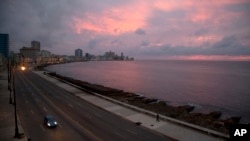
[12,60,21,138]
[12,54,26,138]
[8,59,13,104]
[21,66,26,71]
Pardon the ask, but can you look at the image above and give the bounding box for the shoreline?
[35,64,242,134]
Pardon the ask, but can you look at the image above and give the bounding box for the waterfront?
[45,60,250,123]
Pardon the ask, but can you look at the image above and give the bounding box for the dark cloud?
[193,28,208,36]
[212,36,240,49]
[87,39,101,49]
[148,9,186,27]
[0,0,74,51]
[139,35,250,56]
[224,2,250,12]
[210,35,250,55]
[140,41,149,46]
[135,28,146,35]
[111,39,123,47]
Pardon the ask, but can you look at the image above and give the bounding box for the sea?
[45,60,250,123]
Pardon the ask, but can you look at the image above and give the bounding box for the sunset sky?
[1,0,250,60]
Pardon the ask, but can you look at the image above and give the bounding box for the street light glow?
[21,66,26,71]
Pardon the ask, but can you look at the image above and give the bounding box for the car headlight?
[47,123,51,126]
[54,121,57,125]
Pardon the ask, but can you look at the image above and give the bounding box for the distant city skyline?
[1,0,250,60]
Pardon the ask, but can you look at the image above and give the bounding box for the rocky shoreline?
[35,64,243,134]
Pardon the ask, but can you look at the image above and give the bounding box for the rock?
[213,121,224,128]
[158,101,167,106]
[208,111,221,119]
[230,116,241,123]
[177,105,195,113]
[169,113,179,118]
[223,116,242,128]
[142,98,158,104]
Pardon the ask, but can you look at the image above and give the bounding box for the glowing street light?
[21,66,26,71]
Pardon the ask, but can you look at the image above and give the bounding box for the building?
[39,50,51,64]
[20,41,41,63]
[31,41,40,51]
[104,51,116,60]
[40,50,51,57]
[0,33,9,58]
[20,47,40,63]
[121,52,124,60]
[75,49,83,57]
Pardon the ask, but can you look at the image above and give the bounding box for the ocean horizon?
[45,60,250,123]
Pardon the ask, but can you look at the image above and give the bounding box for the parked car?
[44,115,58,128]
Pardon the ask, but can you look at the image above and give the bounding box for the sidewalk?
[0,71,27,141]
[34,71,229,141]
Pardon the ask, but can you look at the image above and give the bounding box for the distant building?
[85,53,91,60]
[104,51,116,60]
[39,50,51,64]
[20,47,39,63]
[121,52,124,60]
[0,33,9,58]
[20,41,41,63]
[31,41,40,51]
[40,50,51,57]
[75,49,83,57]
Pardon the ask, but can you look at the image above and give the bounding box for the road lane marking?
[68,104,74,108]
[40,124,45,132]
[43,107,47,112]
[85,114,92,119]
[126,129,137,135]
[94,113,102,118]
[115,132,126,139]
[58,123,62,128]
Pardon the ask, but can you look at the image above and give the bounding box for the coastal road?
[15,70,172,141]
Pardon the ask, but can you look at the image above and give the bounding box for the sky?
[1,0,250,60]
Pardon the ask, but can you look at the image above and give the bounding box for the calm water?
[45,60,250,123]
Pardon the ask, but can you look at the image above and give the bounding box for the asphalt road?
[15,70,172,141]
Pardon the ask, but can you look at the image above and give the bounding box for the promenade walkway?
[0,71,27,141]
[34,71,229,141]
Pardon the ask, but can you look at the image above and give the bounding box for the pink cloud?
[72,1,151,35]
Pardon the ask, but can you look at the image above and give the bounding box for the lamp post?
[8,59,13,104]
[12,56,21,138]
[13,63,20,138]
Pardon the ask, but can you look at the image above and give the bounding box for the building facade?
[75,49,83,57]
[20,47,39,63]
[0,33,9,58]
[41,50,51,57]
[31,41,40,50]
[19,41,41,63]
